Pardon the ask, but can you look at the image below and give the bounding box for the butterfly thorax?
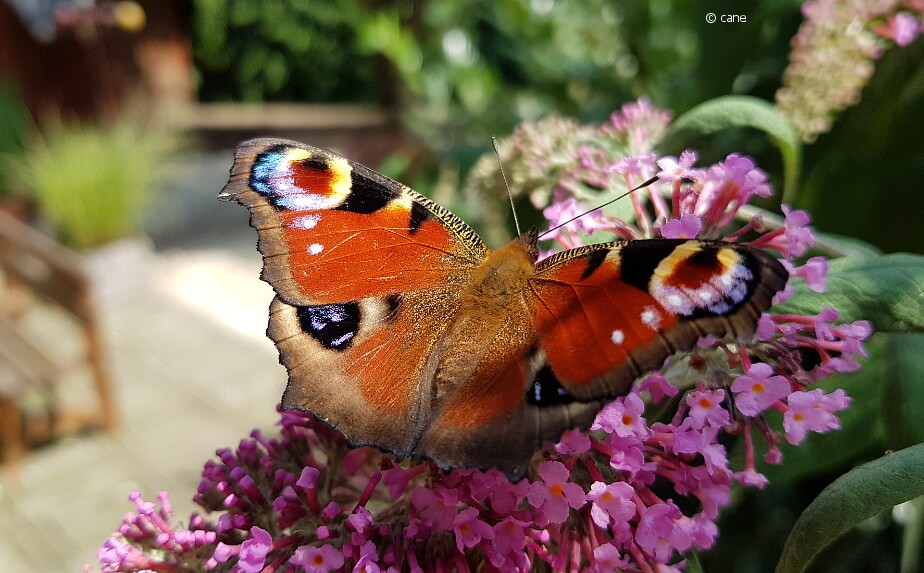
[458,234,538,314]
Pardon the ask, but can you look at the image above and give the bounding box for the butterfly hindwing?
[268,290,460,457]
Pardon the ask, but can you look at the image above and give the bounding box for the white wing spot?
[308,243,324,255]
[291,214,321,230]
[665,292,685,312]
[640,306,662,330]
[277,195,332,211]
[611,329,625,345]
[696,287,716,302]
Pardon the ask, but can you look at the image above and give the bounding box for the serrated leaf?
[775,253,924,333]
[775,443,924,573]
[881,334,924,450]
[669,96,802,202]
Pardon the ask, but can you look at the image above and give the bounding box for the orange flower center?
[550,483,565,497]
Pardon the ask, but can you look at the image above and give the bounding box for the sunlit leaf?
[775,443,924,573]
[669,95,802,202]
[775,253,924,333]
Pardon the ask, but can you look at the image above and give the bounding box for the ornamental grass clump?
[5,117,179,249]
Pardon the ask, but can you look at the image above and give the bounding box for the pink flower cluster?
[95,100,871,573]
[777,0,924,140]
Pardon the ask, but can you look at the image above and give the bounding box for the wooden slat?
[0,211,91,320]
[0,210,117,468]
[0,316,58,397]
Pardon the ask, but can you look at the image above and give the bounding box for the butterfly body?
[222,138,788,479]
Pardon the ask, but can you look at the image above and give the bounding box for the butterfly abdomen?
[429,238,541,413]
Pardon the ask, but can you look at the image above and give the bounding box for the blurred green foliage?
[191,0,797,146]
[193,0,379,102]
[0,84,29,198]
[5,118,180,249]
[797,41,924,255]
[189,0,924,257]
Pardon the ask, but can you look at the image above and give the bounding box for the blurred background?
[0,0,921,571]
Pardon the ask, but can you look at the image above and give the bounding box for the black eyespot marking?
[526,365,575,406]
[689,246,720,267]
[385,294,402,319]
[297,303,361,351]
[301,156,329,171]
[409,202,433,234]
[581,249,609,280]
[619,241,678,291]
[336,174,398,214]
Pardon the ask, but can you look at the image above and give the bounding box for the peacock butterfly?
[220,138,788,479]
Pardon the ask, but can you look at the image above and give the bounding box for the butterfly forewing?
[221,139,487,306]
[530,239,789,400]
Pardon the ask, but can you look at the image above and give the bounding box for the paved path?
[0,151,290,571]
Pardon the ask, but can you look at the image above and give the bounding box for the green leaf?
[882,334,924,450]
[812,231,884,258]
[668,95,802,202]
[775,253,924,333]
[775,443,924,573]
[685,551,705,573]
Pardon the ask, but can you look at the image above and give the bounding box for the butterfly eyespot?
[296,303,360,350]
[526,365,575,406]
[250,145,353,213]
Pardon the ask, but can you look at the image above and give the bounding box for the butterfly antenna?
[492,136,522,236]
[538,175,660,239]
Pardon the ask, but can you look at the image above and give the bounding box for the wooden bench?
[0,210,116,470]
